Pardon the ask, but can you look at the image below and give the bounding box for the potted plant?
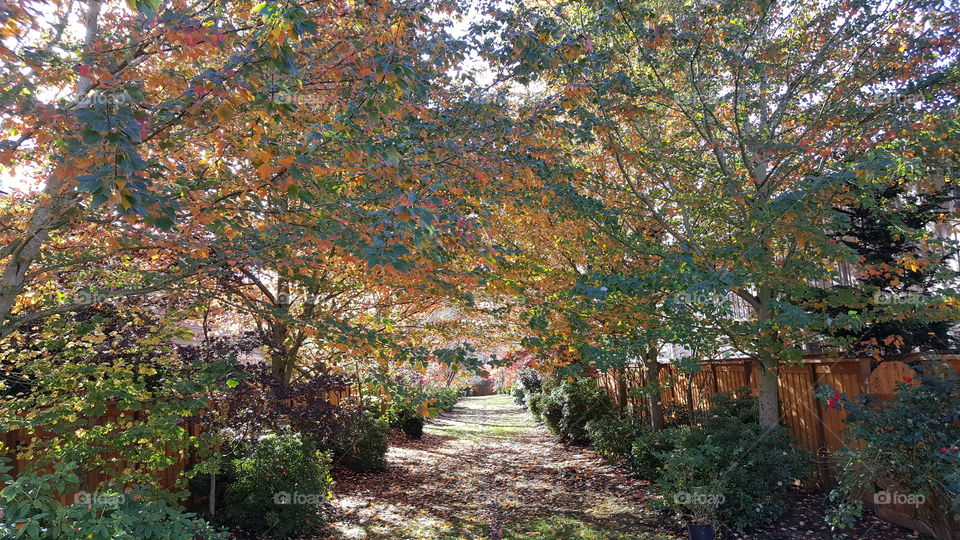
[682,489,722,540]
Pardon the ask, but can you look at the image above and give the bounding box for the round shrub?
[330,410,389,472]
[512,385,527,406]
[517,368,543,394]
[386,402,425,439]
[627,426,683,479]
[654,391,811,529]
[427,387,465,412]
[527,392,547,421]
[585,414,646,461]
[541,393,563,436]
[221,432,333,538]
[555,378,613,444]
[399,415,424,438]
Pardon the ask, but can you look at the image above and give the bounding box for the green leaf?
[383,148,401,167]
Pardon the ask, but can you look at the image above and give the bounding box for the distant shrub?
[513,385,527,406]
[221,432,333,538]
[427,387,464,412]
[540,393,563,436]
[554,378,614,444]
[585,414,646,461]
[513,368,544,407]
[330,410,390,472]
[386,401,425,438]
[517,368,543,395]
[527,392,547,421]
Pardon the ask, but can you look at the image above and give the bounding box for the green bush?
[221,432,333,538]
[513,368,544,407]
[517,368,543,394]
[820,363,960,536]
[540,393,563,436]
[330,410,390,472]
[585,414,646,461]
[654,390,810,529]
[627,426,683,479]
[662,403,691,428]
[527,392,547,421]
[554,378,614,444]
[426,387,464,412]
[386,401,425,438]
[513,385,527,406]
[0,461,227,539]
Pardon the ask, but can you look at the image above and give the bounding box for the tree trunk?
[269,275,294,385]
[645,345,665,430]
[209,472,217,517]
[615,366,628,410]
[754,284,782,428]
[685,376,695,425]
[757,360,780,427]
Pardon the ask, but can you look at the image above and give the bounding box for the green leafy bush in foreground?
[820,363,960,537]
[628,426,684,480]
[0,461,226,539]
[221,432,333,538]
[655,390,810,529]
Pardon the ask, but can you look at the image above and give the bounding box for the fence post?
[809,362,828,479]
[858,357,872,395]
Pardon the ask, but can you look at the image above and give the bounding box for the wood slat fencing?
[0,387,355,506]
[596,353,960,539]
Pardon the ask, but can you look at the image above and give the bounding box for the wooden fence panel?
[596,354,960,538]
[777,364,822,456]
[597,354,960,456]
[812,361,862,452]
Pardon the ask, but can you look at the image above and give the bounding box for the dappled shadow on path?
[316,395,674,539]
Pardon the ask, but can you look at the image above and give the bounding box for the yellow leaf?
[215,103,234,122]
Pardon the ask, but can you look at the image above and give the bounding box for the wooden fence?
[596,353,960,539]
[0,408,203,506]
[0,387,355,506]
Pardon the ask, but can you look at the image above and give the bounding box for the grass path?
[321,395,674,539]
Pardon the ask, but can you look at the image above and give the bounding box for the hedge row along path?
[314,395,918,539]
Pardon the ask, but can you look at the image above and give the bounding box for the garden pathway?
[321,394,670,539]
[316,395,919,540]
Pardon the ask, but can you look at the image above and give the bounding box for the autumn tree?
[0,0,524,393]
[487,0,960,426]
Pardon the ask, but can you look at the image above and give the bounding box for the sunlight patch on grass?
[506,516,672,539]
[424,394,536,440]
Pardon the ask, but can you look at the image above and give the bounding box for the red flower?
[903,377,913,383]
[832,393,841,399]
[826,398,837,407]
